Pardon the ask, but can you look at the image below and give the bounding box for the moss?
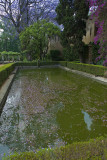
[3,137,107,160]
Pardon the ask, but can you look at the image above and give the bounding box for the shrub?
[90,42,100,64]
[45,53,51,61]
[0,63,15,88]
[40,61,59,66]
[0,51,21,61]
[104,71,107,78]
[50,50,63,61]
[63,47,79,61]
[58,61,67,67]
[15,61,60,67]
[67,62,107,77]
[3,137,107,160]
[15,62,37,66]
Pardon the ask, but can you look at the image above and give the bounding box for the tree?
[19,20,61,60]
[55,0,89,63]
[0,0,59,33]
[0,18,20,52]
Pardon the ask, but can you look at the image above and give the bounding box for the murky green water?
[0,68,107,158]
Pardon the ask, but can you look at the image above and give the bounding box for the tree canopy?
[0,18,20,52]
[55,0,89,62]
[0,0,59,33]
[19,19,61,60]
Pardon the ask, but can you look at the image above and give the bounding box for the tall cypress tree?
[56,0,89,62]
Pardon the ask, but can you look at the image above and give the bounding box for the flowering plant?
[87,0,107,66]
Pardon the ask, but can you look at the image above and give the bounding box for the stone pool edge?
[0,67,19,112]
[59,66,107,85]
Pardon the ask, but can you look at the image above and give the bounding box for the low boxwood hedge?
[15,61,59,67]
[67,62,107,77]
[0,63,15,88]
[3,137,107,160]
[58,61,67,67]
[15,62,37,66]
[40,61,59,66]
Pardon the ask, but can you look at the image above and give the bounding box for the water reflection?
[82,110,92,131]
[0,68,107,157]
[0,144,10,159]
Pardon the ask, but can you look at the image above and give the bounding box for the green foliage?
[67,62,107,77]
[90,42,100,64]
[0,51,21,61]
[50,50,63,61]
[63,47,79,61]
[78,43,89,63]
[1,51,20,55]
[0,63,15,87]
[55,0,89,62]
[3,137,107,160]
[39,61,59,66]
[58,61,67,67]
[19,20,61,61]
[0,18,20,52]
[45,53,51,61]
[15,62,37,66]
[15,61,59,67]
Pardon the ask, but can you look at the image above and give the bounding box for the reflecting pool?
[0,68,107,158]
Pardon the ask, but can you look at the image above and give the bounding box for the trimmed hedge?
[40,61,59,66]
[58,61,67,67]
[15,61,59,66]
[3,137,107,160]
[67,62,107,77]
[15,62,37,66]
[50,50,63,61]
[0,63,15,88]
